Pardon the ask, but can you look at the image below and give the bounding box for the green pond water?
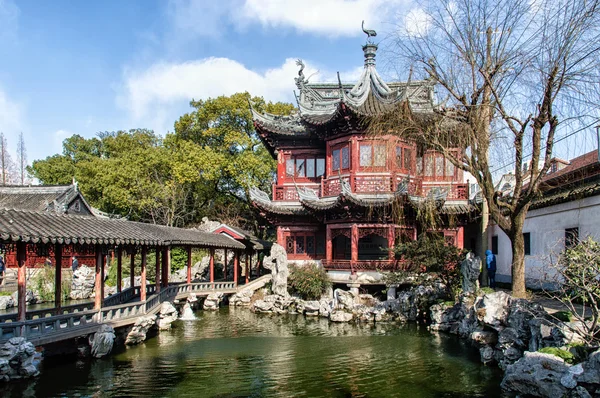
[6,307,506,397]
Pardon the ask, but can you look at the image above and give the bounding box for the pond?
[6,307,506,397]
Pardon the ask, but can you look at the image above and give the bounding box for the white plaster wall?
[489,194,600,287]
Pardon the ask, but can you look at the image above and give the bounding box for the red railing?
[272,177,469,201]
[272,184,321,201]
[322,259,398,273]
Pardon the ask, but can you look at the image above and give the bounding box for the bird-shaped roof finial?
[362,20,377,41]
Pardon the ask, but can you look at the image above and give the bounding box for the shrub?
[479,287,495,295]
[393,233,466,300]
[29,267,71,303]
[288,263,331,300]
[538,347,575,364]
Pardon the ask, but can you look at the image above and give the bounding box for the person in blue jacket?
[485,249,497,288]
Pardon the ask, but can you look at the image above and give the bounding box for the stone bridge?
[0,275,270,347]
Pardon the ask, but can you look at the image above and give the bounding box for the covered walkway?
[0,208,252,329]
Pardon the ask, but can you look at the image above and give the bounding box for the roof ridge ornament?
[361,20,377,42]
[294,59,308,90]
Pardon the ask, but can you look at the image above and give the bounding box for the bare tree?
[16,132,27,185]
[0,132,15,186]
[376,0,600,297]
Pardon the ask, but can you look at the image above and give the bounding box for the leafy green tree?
[28,94,294,235]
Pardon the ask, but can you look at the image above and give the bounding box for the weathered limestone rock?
[0,295,15,310]
[70,265,96,300]
[576,348,600,385]
[430,303,462,332]
[229,289,254,306]
[157,302,178,329]
[501,352,571,397]
[121,276,153,289]
[479,345,496,365]
[460,253,481,294]
[203,292,224,311]
[125,315,157,345]
[330,310,353,323]
[471,330,498,345]
[253,300,274,313]
[11,289,37,305]
[89,325,115,358]
[319,299,333,318]
[303,300,320,316]
[0,337,40,381]
[263,243,289,297]
[476,291,512,330]
[334,289,357,311]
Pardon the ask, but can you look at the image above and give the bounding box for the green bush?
[538,347,575,364]
[30,267,71,302]
[288,263,331,300]
[394,233,466,300]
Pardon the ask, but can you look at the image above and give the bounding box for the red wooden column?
[94,245,104,310]
[233,250,239,285]
[276,226,284,248]
[155,248,161,293]
[209,248,215,283]
[54,243,63,310]
[186,246,192,284]
[223,249,228,281]
[162,246,170,287]
[116,247,122,293]
[16,242,27,322]
[129,248,135,288]
[325,226,332,262]
[351,224,359,274]
[140,246,147,301]
[457,226,465,249]
[388,226,395,260]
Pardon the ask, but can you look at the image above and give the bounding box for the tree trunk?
[508,213,527,298]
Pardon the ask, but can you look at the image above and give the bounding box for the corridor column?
[245,252,250,284]
[351,224,358,274]
[155,248,161,293]
[54,243,63,310]
[186,246,192,284]
[223,249,228,281]
[162,246,170,288]
[233,250,239,286]
[140,246,147,301]
[130,247,136,288]
[209,248,215,283]
[94,245,104,310]
[116,247,122,293]
[16,242,27,321]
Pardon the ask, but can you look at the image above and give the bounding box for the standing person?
[0,255,4,285]
[485,249,497,288]
[44,257,52,267]
[71,256,79,272]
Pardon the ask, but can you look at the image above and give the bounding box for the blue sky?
[0,0,411,164]
[0,0,597,171]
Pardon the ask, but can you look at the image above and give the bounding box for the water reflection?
[6,307,506,397]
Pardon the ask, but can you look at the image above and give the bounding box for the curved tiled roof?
[0,208,245,249]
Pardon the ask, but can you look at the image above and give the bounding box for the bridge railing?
[0,280,243,344]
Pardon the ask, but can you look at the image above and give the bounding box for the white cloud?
[167,0,407,38]
[117,56,369,134]
[238,0,404,36]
